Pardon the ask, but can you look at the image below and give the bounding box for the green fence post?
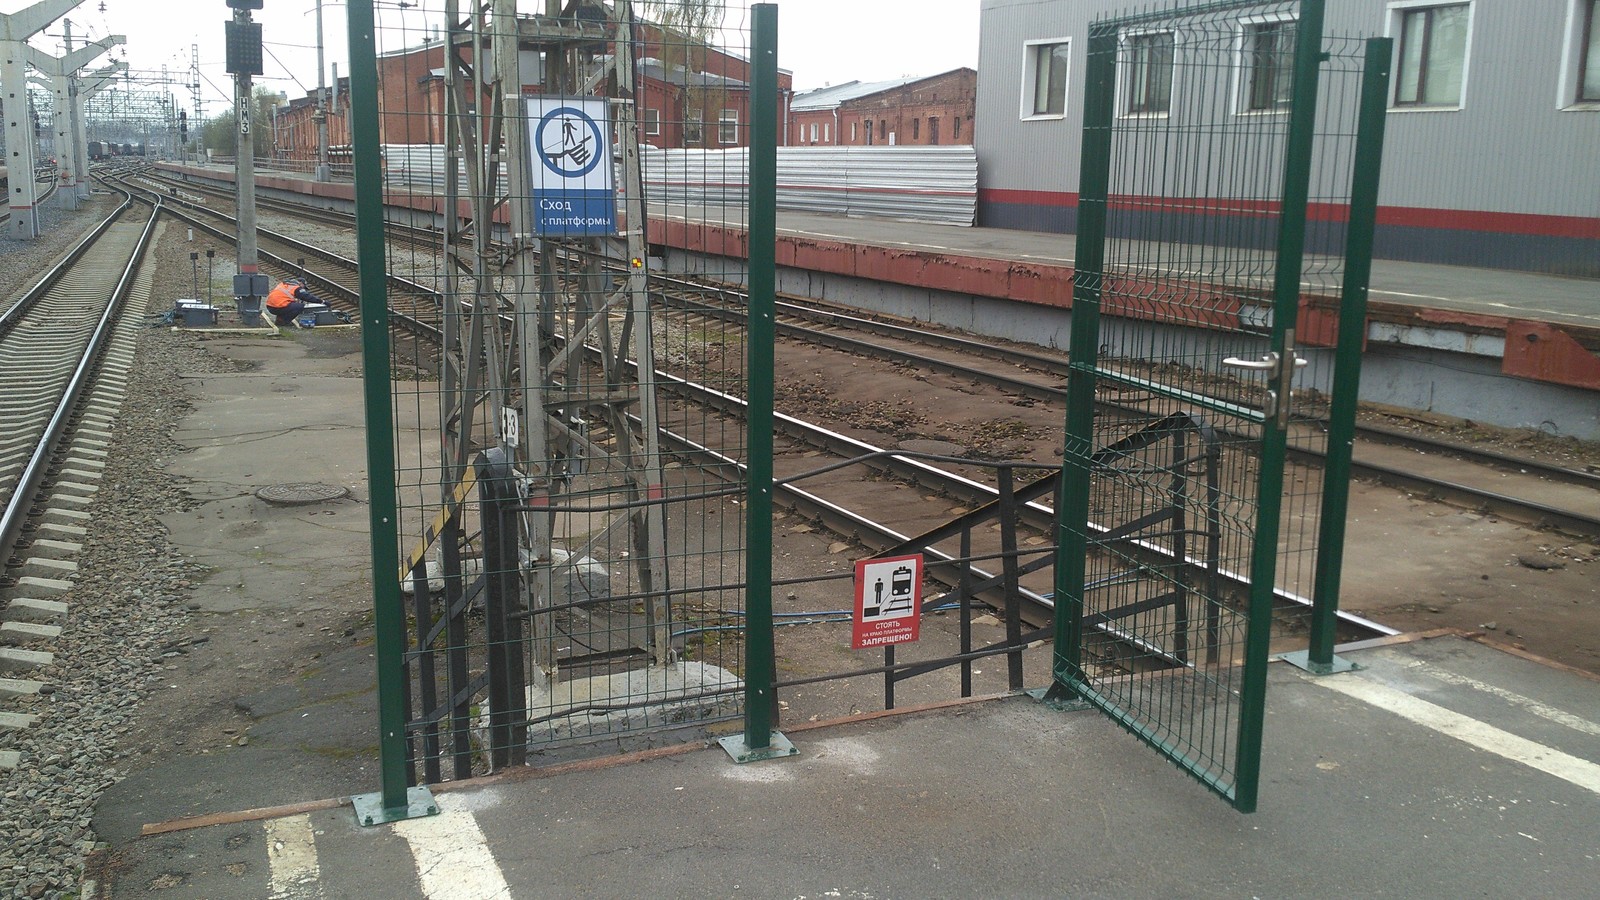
[348,0,437,826]
[1290,37,1392,675]
[1045,24,1118,699]
[720,2,795,764]
[1233,0,1328,814]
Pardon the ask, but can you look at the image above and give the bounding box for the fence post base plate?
[1026,684,1093,711]
[352,786,438,827]
[719,731,798,764]
[1277,650,1359,676]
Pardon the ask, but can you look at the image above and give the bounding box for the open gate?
[1046,0,1390,811]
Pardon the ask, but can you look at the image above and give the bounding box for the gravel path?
[1,208,237,899]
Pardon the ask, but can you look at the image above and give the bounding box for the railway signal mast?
[225,0,268,323]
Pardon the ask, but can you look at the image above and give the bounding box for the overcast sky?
[5,0,979,115]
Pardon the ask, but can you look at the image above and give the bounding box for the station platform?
[154,161,1600,396]
[89,632,1600,898]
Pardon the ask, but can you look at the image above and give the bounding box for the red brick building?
[272,26,792,160]
[790,68,976,147]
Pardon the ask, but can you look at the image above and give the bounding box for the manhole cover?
[255,483,351,506]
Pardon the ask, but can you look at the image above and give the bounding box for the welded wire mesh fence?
[362,0,765,784]
[1053,0,1382,811]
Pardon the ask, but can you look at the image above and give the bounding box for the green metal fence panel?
[344,0,766,789]
[1050,0,1385,812]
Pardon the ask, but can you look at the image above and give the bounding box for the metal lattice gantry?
[436,0,671,681]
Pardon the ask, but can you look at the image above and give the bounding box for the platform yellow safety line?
[399,469,479,583]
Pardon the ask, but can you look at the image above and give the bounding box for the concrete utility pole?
[314,0,329,180]
[28,26,123,210]
[226,0,267,322]
[2,0,81,239]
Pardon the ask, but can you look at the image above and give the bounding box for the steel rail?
[136,166,1600,503]
[655,281,1600,537]
[0,187,149,572]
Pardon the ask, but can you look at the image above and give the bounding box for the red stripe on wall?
[978,189,1600,240]
[1375,206,1600,240]
[980,188,1080,208]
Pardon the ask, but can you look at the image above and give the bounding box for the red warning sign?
[852,554,923,650]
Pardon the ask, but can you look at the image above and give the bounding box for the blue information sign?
[527,98,616,236]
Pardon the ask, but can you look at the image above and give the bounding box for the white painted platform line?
[1406,661,1600,738]
[264,814,322,899]
[393,794,512,900]
[1314,673,1600,797]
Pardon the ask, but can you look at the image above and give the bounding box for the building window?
[1243,19,1296,112]
[1575,0,1600,102]
[953,116,961,139]
[1124,31,1175,114]
[1021,38,1070,119]
[929,116,940,144]
[685,108,702,143]
[866,120,874,144]
[824,122,830,142]
[912,118,920,140]
[644,108,660,136]
[851,121,858,142]
[1392,3,1471,106]
[719,109,738,144]
[809,122,818,143]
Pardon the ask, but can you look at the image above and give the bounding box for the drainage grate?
[254,483,351,506]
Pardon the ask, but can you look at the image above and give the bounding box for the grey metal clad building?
[975,0,1600,275]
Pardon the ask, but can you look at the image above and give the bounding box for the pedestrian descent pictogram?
[525,97,616,236]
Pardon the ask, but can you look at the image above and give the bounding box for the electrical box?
[233,273,270,297]
[175,300,219,327]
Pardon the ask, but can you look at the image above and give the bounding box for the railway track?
[0,187,156,770]
[111,167,1595,665]
[136,165,1600,541]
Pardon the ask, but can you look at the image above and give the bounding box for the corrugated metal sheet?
[643,146,978,226]
[376,143,977,226]
[381,144,509,196]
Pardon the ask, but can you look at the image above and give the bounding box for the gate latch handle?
[1222,351,1308,426]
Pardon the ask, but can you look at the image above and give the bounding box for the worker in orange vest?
[265,278,324,326]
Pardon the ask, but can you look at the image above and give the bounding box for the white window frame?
[719,109,739,144]
[1019,37,1071,121]
[1232,12,1297,116]
[1558,0,1600,109]
[809,122,818,143]
[1118,27,1177,118]
[1384,0,1476,112]
[851,121,858,141]
[644,108,660,136]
